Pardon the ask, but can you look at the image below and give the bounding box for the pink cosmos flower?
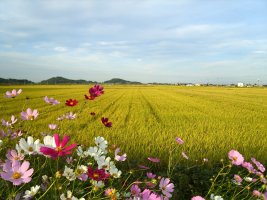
[233,174,243,185]
[5,89,22,98]
[159,178,174,198]
[242,162,256,173]
[6,150,24,162]
[115,148,127,161]
[1,115,17,127]
[252,190,262,197]
[44,96,60,105]
[88,166,110,181]
[138,165,150,170]
[251,158,265,173]
[105,188,116,198]
[182,152,189,159]
[21,108,39,120]
[141,189,161,200]
[147,172,156,179]
[65,112,77,120]
[175,137,184,144]
[48,124,57,130]
[191,196,205,200]
[0,160,34,185]
[228,150,244,165]
[39,134,77,159]
[131,184,141,197]
[148,157,160,163]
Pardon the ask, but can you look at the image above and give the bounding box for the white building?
[237,82,244,87]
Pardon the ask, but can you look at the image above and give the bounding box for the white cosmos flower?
[88,146,104,160]
[211,194,224,200]
[60,190,85,200]
[95,136,107,150]
[244,177,253,182]
[42,135,56,148]
[19,136,41,155]
[109,164,122,178]
[23,185,40,198]
[63,166,76,181]
[75,165,88,181]
[97,156,111,170]
[77,146,89,158]
[91,180,105,188]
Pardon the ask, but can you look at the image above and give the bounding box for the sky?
[0,0,266,84]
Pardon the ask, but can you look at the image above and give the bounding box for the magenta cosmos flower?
[191,196,205,200]
[21,108,39,120]
[148,157,160,163]
[44,96,60,105]
[88,166,110,181]
[5,89,22,98]
[40,134,76,159]
[85,85,104,100]
[101,117,112,127]
[159,178,174,198]
[0,160,34,185]
[228,150,244,165]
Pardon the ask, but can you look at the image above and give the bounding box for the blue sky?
[0,0,266,84]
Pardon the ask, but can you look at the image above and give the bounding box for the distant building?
[195,83,201,86]
[237,82,244,87]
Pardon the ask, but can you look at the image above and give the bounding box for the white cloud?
[54,46,68,52]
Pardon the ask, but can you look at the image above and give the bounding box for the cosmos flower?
[191,196,205,200]
[6,149,24,161]
[21,108,39,121]
[19,136,41,155]
[242,162,256,173]
[48,124,57,130]
[87,166,110,181]
[40,134,77,159]
[148,157,160,163]
[65,112,77,120]
[65,99,78,106]
[5,89,22,98]
[147,172,156,179]
[101,117,112,127]
[114,148,127,161]
[23,185,40,199]
[182,152,189,160]
[0,160,34,185]
[105,188,117,199]
[60,190,85,200]
[228,150,244,165]
[138,165,150,170]
[141,189,161,200]
[233,174,243,185]
[159,178,174,198]
[131,184,141,197]
[175,137,184,144]
[63,166,76,181]
[85,85,104,100]
[44,96,60,105]
[251,158,265,173]
[1,115,17,127]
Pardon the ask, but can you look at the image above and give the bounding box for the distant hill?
[0,78,34,85]
[39,76,97,84]
[104,78,142,84]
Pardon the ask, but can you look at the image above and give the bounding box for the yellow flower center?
[12,172,21,179]
[28,147,34,152]
[93,173,99,179]
[56,146,62,152]
[233,156,237,161]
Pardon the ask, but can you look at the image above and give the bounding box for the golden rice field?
[0,85,266,166]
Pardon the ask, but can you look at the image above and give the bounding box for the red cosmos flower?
[101,117,112,127]
[88,166,110,181]
[85,85,104,100]
[65,99,78,106]
[40,134,76,159]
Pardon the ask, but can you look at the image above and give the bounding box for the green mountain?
[0,78,34,85]
[104,78,142,84]
[39,76,97,84]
